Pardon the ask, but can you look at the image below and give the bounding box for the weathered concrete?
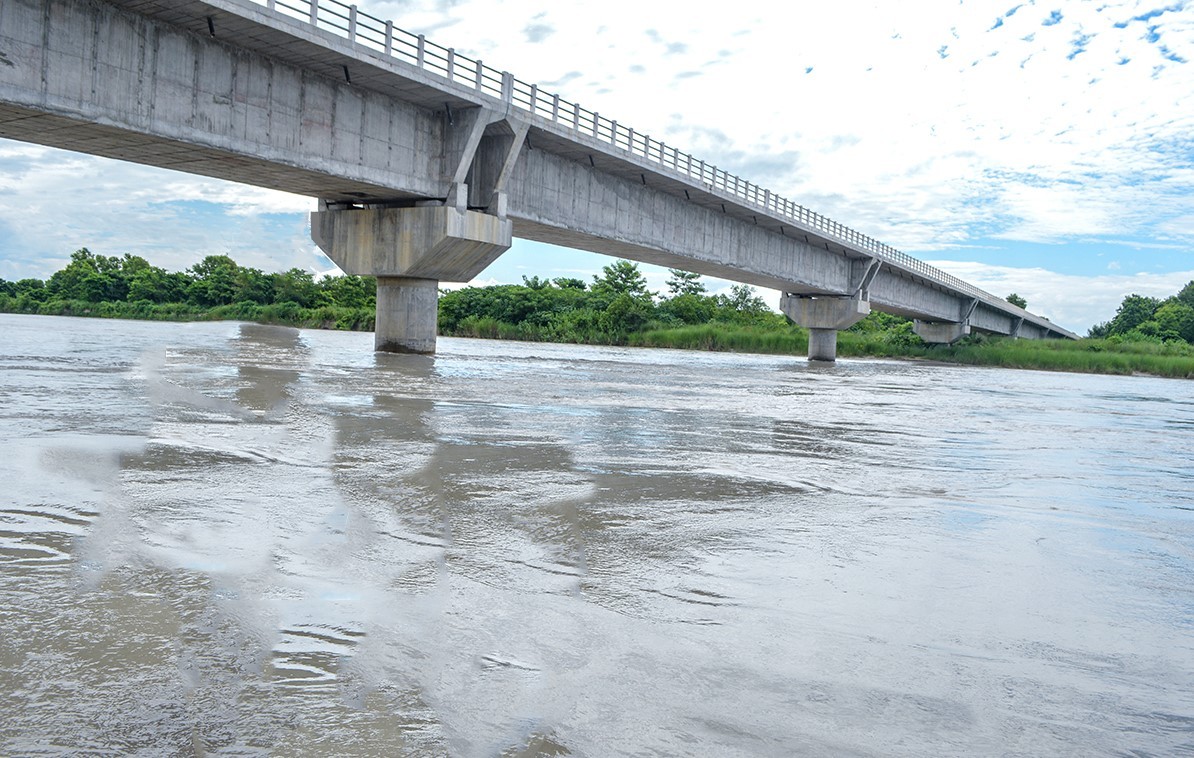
[0,0,445,201]
[311,205,511,280]
[312,205,511,352]
[780,295,870,361]
[914,320,971,344]
[374,276,439,353]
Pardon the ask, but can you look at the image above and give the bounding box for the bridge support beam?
[781,295,870,362]
[311,205,512,353]
[913,320,970,344]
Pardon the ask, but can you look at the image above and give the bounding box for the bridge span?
[0,0,1078,357]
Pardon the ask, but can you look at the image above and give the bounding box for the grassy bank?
[0,297,375,331]
[7,296,1194,380]
[909,336,1194,378]
[634,325,1194,379]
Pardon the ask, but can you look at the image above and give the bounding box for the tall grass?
[636,325,1194,379]
[631,324,809,354]
[916,338,1194,378]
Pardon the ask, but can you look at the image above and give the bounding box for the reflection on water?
[1,314,1192,756]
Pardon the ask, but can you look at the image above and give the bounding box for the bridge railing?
[254,0,1041,323]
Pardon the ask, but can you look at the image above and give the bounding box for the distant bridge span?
[0,0,1077,357]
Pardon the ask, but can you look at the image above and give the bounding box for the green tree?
[659,293,715,324]
[234,267,276,304]
[666,268,706,297]
[272,268,323,307]
[551,277,586,290]
[1153,300,1194,343]
[1176,280,1194,308]
[127,266,189,303]
[47,248,129,302]
[13,279,49,303]
[849,311,912,333]
[321,275,376,309]
[521,275,550,290]
[1107,294,1160,336]
[592,260,650,299]
[599,292,654,338]
[718,284,768,313]
[188,255,240,306]
[1006,293,1027,309]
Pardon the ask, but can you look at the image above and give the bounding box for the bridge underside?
[0,104,413,201]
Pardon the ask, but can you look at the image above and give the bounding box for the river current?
[1,313,1191,756]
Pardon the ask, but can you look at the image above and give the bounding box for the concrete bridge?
[0,0,1078,358]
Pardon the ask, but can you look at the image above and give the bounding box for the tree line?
[0,249,379,330]
[1088,282,1194,344]
[0,249,377,310]
[5,249,1194,352]
[438,260,808,343]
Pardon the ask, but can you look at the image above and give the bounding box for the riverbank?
[6,300,1193,380]
[630,324,1194,379]
[8,252,1194,380]
[0,297,376,331]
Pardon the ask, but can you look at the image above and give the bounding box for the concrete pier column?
[913,320,970,344]
[375,276,439,353]
[780,294,870,362]
[807,328,840,362]
[311,205,512,353]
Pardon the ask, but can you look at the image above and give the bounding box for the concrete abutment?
[311,205,512,353]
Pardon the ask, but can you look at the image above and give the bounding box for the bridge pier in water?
[311,204,512,353]
[780,295,871,362]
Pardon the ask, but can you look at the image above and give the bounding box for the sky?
[1,0,1191,332]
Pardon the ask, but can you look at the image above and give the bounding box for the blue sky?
[1,0,1191,331]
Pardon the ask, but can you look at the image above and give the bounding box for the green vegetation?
[1087,282,1194,344]
[0,249,376,330]
[438,265,785,343]
[4,252,1194,379]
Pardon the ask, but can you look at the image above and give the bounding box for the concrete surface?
[312,205,511,352]
[780,295,871,361]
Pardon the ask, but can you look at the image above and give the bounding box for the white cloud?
[929,260,1194,330]
[0,146,317,278]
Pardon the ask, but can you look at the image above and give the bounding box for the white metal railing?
[253,0,1053,328]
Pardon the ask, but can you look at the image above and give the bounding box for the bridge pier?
[374,277,440,353]
[913,320,971,344]
[780,295,870,362]
[311,204,512,353]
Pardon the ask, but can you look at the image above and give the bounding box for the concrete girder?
[914,297,979,344]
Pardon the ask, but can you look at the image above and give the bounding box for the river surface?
[1,313,1192,756]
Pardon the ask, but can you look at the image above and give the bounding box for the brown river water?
[1,313,1192,756]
